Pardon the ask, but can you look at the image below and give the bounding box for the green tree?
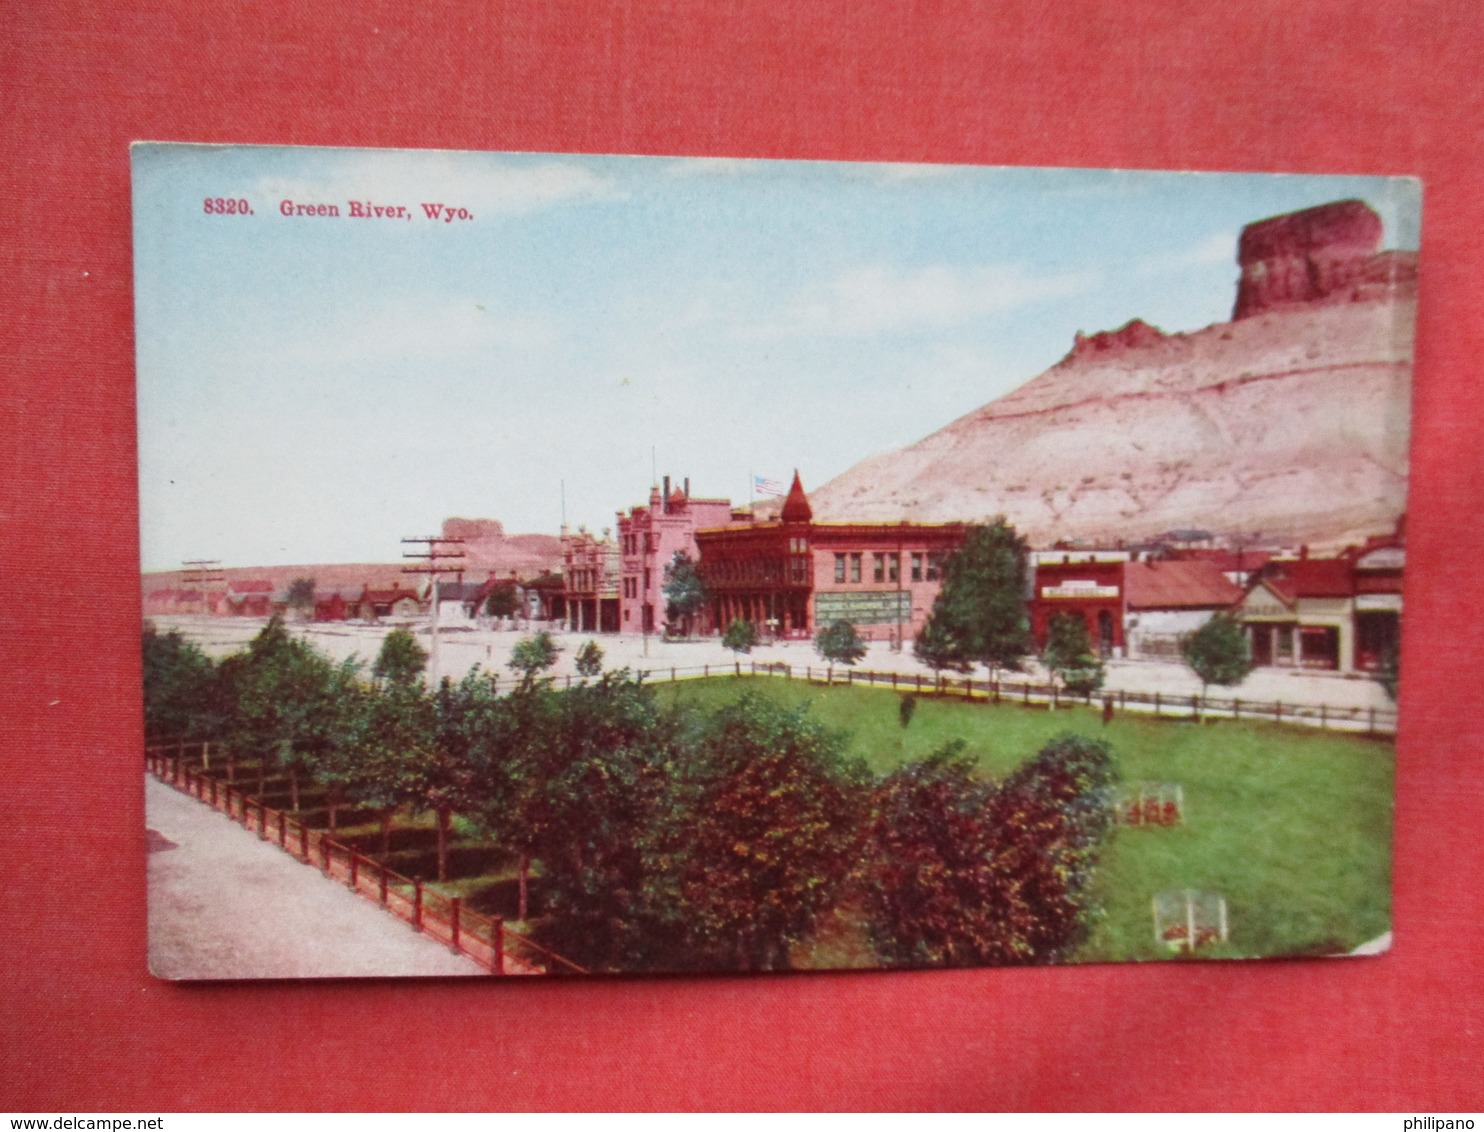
[869,732,1116,968]
[532,671,680,960]
[142,624,220,741]
[484,582,520,620]
[373,626,428,687]
[662,551,707,637]
[815,619,867,677]
[1181,613,1252,696]
[347,679,435,855]
[1042,612,1105,696]
[721,617,758,657]
[912,612,971,677]
[654,693,871,972]
[509,630,560,687]
[918,519,1033,682]
[285,576,316,619]
[575,639,604,678]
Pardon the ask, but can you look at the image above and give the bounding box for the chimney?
[663,475,671,513]
[684,477,690,499]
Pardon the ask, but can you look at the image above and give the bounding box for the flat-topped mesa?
[1234,199,1388,319]
[1068,318,1167,361]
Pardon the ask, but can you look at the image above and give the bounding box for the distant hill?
[141,518,562,594]
[809,200,1416,549]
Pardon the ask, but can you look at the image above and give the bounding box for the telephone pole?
[181,559,225,618]
[401,536,466,687]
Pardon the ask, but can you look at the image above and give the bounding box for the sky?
[133,145,1421,571]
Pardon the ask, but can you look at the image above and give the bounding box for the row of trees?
[143,619,1118,973]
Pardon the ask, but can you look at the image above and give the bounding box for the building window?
[873,553,886,582]
[850,553,862,583]
[834,554,847,583]
[889,554,900,582]
[911,553,923,582]
[926,553,941,581]
[643,569,651,591]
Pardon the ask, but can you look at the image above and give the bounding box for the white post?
[1185,891,1196,954]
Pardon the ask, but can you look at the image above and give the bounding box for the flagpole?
[749,469,755,512]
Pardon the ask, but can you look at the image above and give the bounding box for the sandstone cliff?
[810,200,1416,549]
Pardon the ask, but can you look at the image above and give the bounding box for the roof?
[780,471,814,523]
[1253,557,1355,602]
[1167,547,1276,574]
[1125,559,1243,610]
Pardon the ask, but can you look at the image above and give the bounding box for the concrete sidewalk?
[147,775,483,980]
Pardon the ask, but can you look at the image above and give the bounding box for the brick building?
[693,473,966,644]
[616,476,737,635]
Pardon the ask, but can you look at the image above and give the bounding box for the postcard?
[134,143,1415,978]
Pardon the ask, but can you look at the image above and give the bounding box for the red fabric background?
[3,0,1481,1111]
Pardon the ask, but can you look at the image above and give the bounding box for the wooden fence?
[145,742,585,976]
[621,661,1398,736]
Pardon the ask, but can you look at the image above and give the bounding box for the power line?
[400,536,467,687]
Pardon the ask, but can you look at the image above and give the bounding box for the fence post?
[450,897,461,953]
[1320,703,1327,730]
[1192,694,1199,722]
[704,664,709,678]
[258,800,268,840]
[847,668,853,685]
[494,918,505,975]
[1119,689,1126,710]
[413,880,424,932]
[201,740,210,771]
[1154,691,1161,717]
[1275,700,1283,724]
[1368,705,1376,735]
[210,777,217,808]
[175,738,184,785]
[1233,697,1241,721]
[321,836,331,874]
[738,660,743,677]
[349,852,359,891]
[278,812,286,848]
[379,863,388,906]
[300,823,309,861]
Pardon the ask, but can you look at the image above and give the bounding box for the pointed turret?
[780,470,813,523]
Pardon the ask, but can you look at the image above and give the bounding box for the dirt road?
[147,775,483,980]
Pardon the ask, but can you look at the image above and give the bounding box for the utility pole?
[401,536,466,688]
[181,559,225,618]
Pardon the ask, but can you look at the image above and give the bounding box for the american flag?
[753,474,784,496]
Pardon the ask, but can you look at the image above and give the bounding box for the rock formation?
[810,200,1416,550]
[1233,198,1415,319]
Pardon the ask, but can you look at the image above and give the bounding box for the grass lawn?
[658,674,1394,965]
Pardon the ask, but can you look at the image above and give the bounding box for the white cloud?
[743,262,1097,339]
[252,151,622,217]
